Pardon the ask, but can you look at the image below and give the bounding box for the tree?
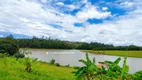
[5,34,14,40]
[0,38,19,55]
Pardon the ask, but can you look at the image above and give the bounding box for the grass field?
[0,55,75,80]
[0,53,142,80]
[83,50,142,58]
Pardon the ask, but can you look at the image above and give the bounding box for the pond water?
[25,49,142,73]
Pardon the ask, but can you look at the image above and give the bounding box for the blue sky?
[0,0,142,46]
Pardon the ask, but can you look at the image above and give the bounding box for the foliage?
[55,63,60,67]
[73,53,133,80]
[0,55,75,80]
[73,53,98,80]
[0,54,141,80]
[65,64,70,67]
[0,53,7,58]
[4,55,7,67]
[13,53,25,60]
[50,59,56,64]
[120,57,129,79]
[0,37,19,56]
[1,35,142,50]
[24,57,37,73]
[133,71,142,80]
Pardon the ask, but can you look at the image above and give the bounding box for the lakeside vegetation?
[16,37,142,50]
[73,53,142,80]
[83,50,142,58]
[0,53,142,80]
[0,54,75,80]
[1,35,142,51]
[0,35,142,80]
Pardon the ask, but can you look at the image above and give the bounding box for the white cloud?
[56,2,64,6]
[40,0,47,3]
[120,1,134,8]
[19,18,30,22]
[76,4,112,21]
[56,2,79,11]
[102,7,108,11]
[81,7,142,46]
[0,0,142,46]
[0,0,82,38]
[0,29,6,32]
[67,5,77,10]
[82,0,88,4]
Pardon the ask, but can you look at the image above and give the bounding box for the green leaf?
[85,53,92,65]
[79,59,88,66]
[113,57,121,65]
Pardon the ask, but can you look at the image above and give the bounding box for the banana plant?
[104,57,122,78]
[120,57,129,79]
[74,53,98,80]
[74,53,130,80]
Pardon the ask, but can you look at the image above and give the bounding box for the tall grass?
[0,54,75,80]
[0,53,141,80]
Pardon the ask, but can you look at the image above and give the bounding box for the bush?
[73,53,131,80]
[65,64,70,67]
[0,53,6,58]
[55,63,60,67]
[50,59,55,64]
[13,53,25,58]
[24,57,37,73]
[133,70,142,80]
[73,66,80,69]
[0,39,19,56]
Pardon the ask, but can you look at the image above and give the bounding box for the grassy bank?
[83,50,142,58]
[0,53,142,80]
[0,55,75,80]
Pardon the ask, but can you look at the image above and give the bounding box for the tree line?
[0,35,142,55]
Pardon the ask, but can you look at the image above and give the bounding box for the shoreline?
[83,50,142,58]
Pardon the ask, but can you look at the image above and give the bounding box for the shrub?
[73,53,130,80]
[0,53,6,58]
[73,66,80,69]
[133,70,142,80]
[0,39,19,56]
[50,59,55,64]
[13,53,25,60]
[24,57,37,73]
[65,64,70,67]
[55,63,60,67]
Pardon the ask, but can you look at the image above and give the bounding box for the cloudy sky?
[0,0,142,46]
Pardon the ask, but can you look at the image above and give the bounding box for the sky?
[0,0,142,46]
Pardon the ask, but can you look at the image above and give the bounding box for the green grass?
[83,50,142,58]
[0,54,142,80]
[0,55,75,80]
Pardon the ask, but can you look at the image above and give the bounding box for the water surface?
[26,49,142,73]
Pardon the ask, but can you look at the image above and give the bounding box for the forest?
[0,35,142,51]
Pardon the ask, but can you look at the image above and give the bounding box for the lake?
[25,49,142,73]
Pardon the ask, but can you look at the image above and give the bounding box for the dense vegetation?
[0,35,142,50]
[16,37,142,50]
[0,35,19,56]
[73,53,142,80]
